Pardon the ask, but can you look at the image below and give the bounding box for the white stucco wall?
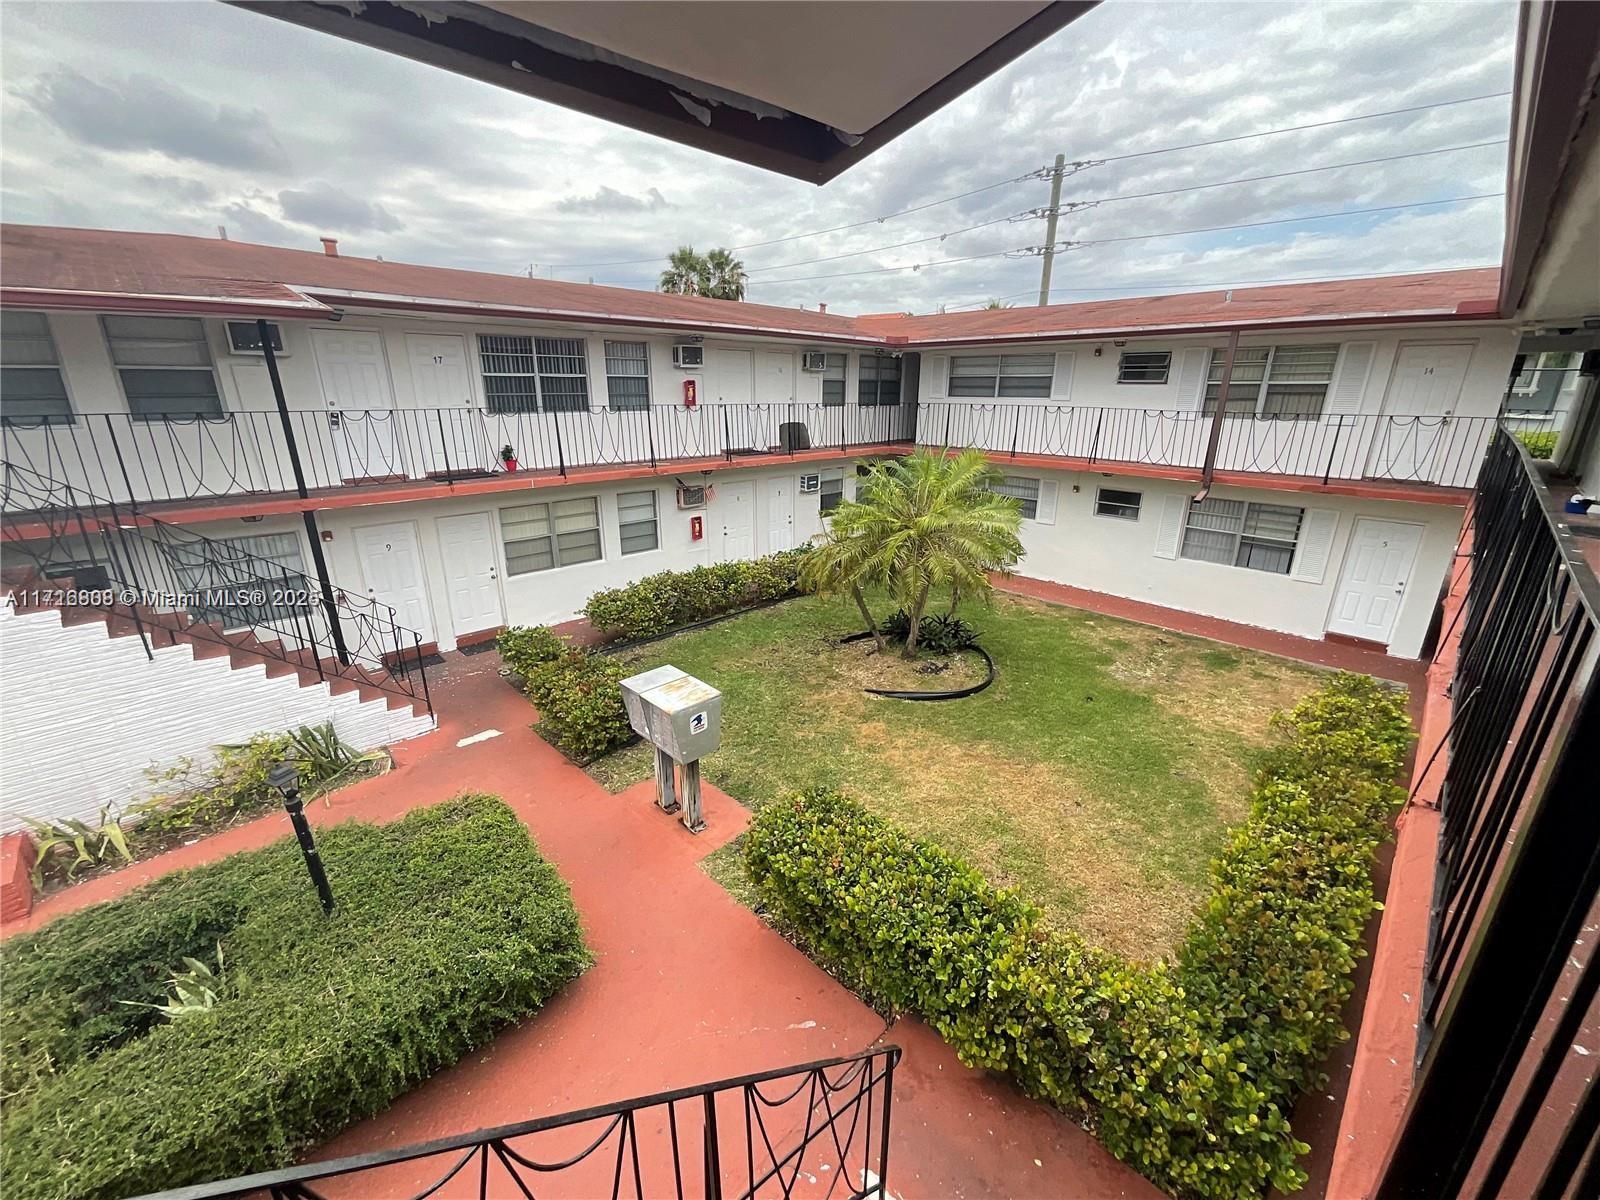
[180,458,859,646]
[0,605,435,829]
[990,464,1462,659]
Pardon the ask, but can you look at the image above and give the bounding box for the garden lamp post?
[268,762,336,915]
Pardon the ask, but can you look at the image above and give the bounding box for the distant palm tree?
[983,298,1013,309]
[824,448,1024,659]
[659,245,708,295]
[704,247,748,300]
[660,246,747,299]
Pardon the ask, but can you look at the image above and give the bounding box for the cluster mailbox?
[619,665,722,833]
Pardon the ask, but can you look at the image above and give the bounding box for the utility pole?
[1037,153,1066,306]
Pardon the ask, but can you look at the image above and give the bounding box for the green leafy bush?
[1514,428,1558,459]
[744,673,1410,1200]
[496,624,568,680]
[582,548,810,641]
[523,649,633,764]
[0,795,589,1200]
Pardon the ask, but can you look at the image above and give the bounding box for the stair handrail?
[1,461,433,715]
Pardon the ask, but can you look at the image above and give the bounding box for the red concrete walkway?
[7,651,1158,1200]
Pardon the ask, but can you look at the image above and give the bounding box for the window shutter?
[1327,342,1375,414]
[1050,352,1074,400]
[1154,494,1187,559]
[1291,508,1340,583]
[1035,478,1059,524]
[1175,347,1208,412]
[926,354,949,398]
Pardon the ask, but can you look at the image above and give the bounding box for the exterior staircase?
[1,462,436,827]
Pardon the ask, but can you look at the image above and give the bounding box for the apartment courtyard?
[592,588,1338,956]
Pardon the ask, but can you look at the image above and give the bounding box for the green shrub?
[582,548,811,641]
[524,650,633,763]
[744,673,1410,1200]
[0,795,589,1200]
[1514,428,1558,459]
[496,624,568,681]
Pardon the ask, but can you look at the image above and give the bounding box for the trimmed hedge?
[496,623,568,680]
[1,795,590,1200]
[522,649,634,764]
[583,548,810,641]
[744,673,1409,1200]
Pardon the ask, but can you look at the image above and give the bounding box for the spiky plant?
[824,448,1024,659]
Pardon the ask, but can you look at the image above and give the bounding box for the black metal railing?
[125,1046,900,1200]
[1375,427,1599,1198]
[0,402,919,510]
[916,403,1564,489]
[1,463,432,714]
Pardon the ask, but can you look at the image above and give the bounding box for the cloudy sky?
[1,1,1516,315]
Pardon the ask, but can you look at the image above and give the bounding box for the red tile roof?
[0,224,1502,345]
[859,269,1504,343]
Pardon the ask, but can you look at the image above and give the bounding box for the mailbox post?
[619,665,722,833]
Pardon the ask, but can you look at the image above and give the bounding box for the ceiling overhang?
[1499,0,1600,321]
[230,1,1096,183]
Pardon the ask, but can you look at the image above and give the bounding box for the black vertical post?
[1200,330,1239,484]
[269,765,335,915]
[259,319,350,667]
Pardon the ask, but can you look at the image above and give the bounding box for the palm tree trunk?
[902,583,931,660]
[851,585,886,652]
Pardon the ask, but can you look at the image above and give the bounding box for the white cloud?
[0,0,1517,313]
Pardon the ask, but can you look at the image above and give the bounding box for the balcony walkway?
[4,649,1159,1200]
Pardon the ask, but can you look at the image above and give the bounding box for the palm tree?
[801,521,888,652]
[824,448,1024,659]
[659,246,707,295]
[704,248,747,300]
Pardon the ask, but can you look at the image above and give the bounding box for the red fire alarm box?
[683,379,698,408]
[690,515,704,541]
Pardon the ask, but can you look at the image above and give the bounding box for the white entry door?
[1369,344,1473,482]
[435,512,504,638]
[765,476,795,551]
[353,520,434,642]
[709,350,753,404]
[312,329,400,482]
[717,481,755,562]
[406,333,480,476]
[1326,518,1424,645]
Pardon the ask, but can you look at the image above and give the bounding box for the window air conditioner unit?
[676,484,708,509]
[800,351,828,372]
[798,473,821,494]
[672,343,705,368]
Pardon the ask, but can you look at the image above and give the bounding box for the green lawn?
[593,592,1333,958]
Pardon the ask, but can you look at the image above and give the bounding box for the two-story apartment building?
[0,224,1535,816]
[0,226,1523,664]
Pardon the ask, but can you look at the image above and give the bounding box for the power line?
[549,170,1055,269]
[1079,191,1502,247]
[548,90,1510,273]
[719,192,1501,287]
[743,139,1505,278]
[1094,90,1511,163]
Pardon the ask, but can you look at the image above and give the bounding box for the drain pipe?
[1195,328,1241,502]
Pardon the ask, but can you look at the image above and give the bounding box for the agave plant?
[19,806,132,888]
[285,722,386,787]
